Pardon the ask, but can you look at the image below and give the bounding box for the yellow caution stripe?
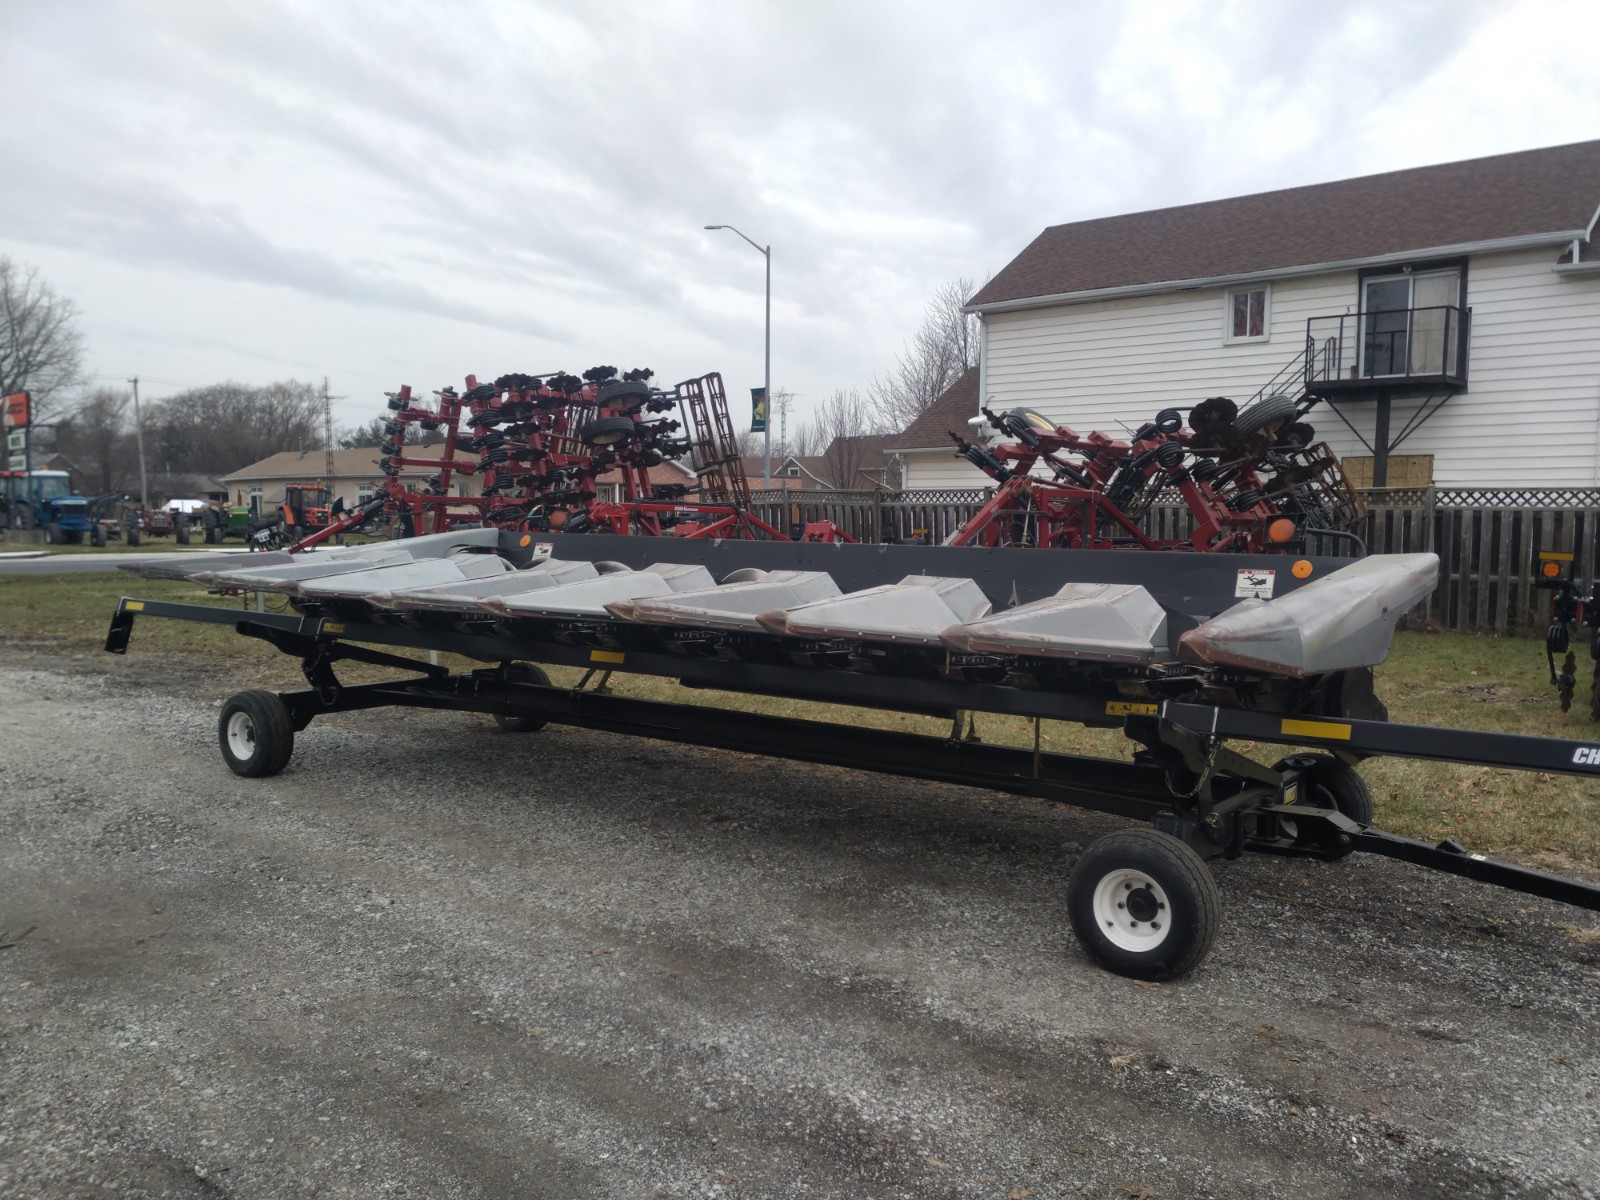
[321,621,345,634]
[1105,701,1158,717]
[590,650,625,665]
[1540,551,1575,562]
[123,600,144,612]
[1280,718,1352,742]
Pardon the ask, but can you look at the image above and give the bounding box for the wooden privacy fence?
[747,486,1600,636]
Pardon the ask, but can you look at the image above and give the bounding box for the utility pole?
[127,375,149,509]
[322,377,336,500]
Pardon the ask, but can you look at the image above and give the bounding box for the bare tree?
[869,277,979,431]
[0,257,88,424]
[786,420,825,457]
[146,380,324,476]
[56,388,133,494]
[810,388,882,488]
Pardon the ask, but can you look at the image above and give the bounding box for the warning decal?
[1235,568,1276,599]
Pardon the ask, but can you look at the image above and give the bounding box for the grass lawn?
[4,568,1598,877]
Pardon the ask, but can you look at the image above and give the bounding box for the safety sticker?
[531,542,555,560]
[1235,568,1276,599]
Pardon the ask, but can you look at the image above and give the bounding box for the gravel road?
[2,654,1598,1199]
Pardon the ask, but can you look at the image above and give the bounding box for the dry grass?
[4,569,1599,874]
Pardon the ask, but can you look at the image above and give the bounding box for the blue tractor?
[1,469,95,544]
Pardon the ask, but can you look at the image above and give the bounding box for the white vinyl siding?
[901,447,993,489]
[980,249,1600,488]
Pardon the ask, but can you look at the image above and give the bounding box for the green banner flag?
[750,386,767,433]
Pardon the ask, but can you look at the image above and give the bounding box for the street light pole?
[704,224,771,489]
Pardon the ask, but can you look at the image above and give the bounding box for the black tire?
[1235,392,1298,437]
[598,380,651,409]
[205,523,221,544]
[176,520,191,546]
[493,662,552,732]
[218,690,295,777]
[579,415,638,447]
[126,525,141,547]
[1274,753,1372,859]
[1067,829,1220,981]
[44,523,61,545]
[91,525,106,548]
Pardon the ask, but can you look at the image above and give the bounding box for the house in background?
[897,139,1600,490]
[741,434,900,491]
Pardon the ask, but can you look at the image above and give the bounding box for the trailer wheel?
[579,416,638,447]
[219,690,295,777]
[1067,829,1220,981]
[493,663,552,732]
[44,523,61,545]
[1275,753,1372,857]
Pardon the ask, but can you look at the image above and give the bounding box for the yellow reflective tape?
[322,621,345,634]
[1281,718,1352,741]
[590,650,625,664]
[1105,701,1158,717]
[123,600,144,612]
[1540,551,1575,562]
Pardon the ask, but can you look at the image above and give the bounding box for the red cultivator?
[948,394,1363,552]
[285,367,855,553]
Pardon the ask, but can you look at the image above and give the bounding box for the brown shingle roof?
[884,367,980,451]
[219,445,456,483]
[970,140,1600,308]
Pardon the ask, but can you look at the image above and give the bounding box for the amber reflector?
[1267,518,1296,543]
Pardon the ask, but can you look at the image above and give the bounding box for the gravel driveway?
[2,655,1597,1199]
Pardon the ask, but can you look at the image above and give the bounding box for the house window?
[247,487,262,514]
[1225,286,1269,342]
[787,466,801,478]
[356,484,375,504]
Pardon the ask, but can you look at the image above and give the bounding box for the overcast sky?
[2,0,1596,436]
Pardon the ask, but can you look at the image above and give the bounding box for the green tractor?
[200,502,253,544]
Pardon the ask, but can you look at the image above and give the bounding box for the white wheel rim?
[226,711,257,761]
[1091,868,1173,953]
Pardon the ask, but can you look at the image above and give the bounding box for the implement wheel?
[1068,829,1220,981]
[1235,392,1297,437]
[493,662,552,733]
[219,690,295,777]
[598,379,651,410]
[579,416,637,447]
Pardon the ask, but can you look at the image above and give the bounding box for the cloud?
[0,0,1594,435]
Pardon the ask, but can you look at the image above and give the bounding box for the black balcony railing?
[1305,305,1470,388]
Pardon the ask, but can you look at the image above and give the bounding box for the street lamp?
[704,224,771,489]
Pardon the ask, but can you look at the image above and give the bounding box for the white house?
[893,139,1600,490]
